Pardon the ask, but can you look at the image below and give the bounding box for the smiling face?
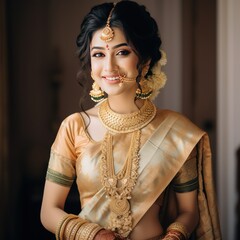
[90,27,140,98]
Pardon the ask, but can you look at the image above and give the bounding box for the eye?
[117,50,130,56]
[92,52,105,58]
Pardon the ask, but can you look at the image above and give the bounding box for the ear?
[146,59,151,65]
[142,59,151,68]
[141,60,151,76]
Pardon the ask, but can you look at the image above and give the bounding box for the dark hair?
[76,0,162,108]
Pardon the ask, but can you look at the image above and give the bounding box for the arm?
[41,116,126,239]
[174,190,199,233]
[40,180,124,240]
[164,147,199,239]
[40,180,71,233]
[162,190,198,240]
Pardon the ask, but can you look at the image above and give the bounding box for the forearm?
[40,205,68,234]
[40,180,71,234]
[172,210,199,234]
[53,213,127,240]
[163,211,199,240]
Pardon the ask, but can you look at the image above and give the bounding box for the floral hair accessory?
[146,49,167,100]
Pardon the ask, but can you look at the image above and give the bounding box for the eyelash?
[117,50,130,56]
[92,52,104,58]
[92,49,131,58]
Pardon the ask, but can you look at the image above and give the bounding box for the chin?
[102,86,123,96]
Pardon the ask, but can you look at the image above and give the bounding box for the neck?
[107,95,145,114]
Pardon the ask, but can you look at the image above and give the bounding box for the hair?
[76,0,162,110]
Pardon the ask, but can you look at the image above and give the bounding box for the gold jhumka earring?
[136,65,153,99]
[89,82,105,102]
[89,72,105,102]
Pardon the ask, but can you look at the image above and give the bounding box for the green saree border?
[46,168,75,187]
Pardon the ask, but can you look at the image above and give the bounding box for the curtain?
[0,0,9,239]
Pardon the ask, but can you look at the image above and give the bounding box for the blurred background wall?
[0,0,239,239]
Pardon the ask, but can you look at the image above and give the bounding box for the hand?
[113,233,128,240]
[94,229,117,240]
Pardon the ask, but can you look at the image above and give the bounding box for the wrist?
[163,222,189,240]
[55,213,104,240]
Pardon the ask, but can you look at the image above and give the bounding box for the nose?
[104,54,117,72]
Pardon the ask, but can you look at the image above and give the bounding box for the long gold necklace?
[98,100,156,237]
[100,130,141,236]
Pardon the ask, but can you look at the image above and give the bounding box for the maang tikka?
[100,3,116,42]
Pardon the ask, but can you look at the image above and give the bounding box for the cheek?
[124,55,139,71]
[126,61,139,75]
[91,61,101,74]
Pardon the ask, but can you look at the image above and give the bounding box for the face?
[90,27,139,97]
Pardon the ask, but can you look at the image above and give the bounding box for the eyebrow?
[91,43,129,51]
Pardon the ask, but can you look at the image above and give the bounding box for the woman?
[40,1,221,239]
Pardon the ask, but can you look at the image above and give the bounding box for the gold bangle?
[63,218,77,239]
[75,220,90,240]
[77,222,91,239]
[55,214,73,240]
[164,231,182,240]
[88,224,104,240]
[167,222,189,239]
[59,214,79,240]
[68,218,89,240]
[68,220,83,240]
[77,222,100,239]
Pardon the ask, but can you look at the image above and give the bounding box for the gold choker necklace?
[98,100,156,133]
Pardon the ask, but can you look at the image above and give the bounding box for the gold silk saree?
[46,109,222,239]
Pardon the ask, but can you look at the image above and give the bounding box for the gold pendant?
[109,198,130,215]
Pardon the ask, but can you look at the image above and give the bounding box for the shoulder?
[61,113,84,127]
[155,108,205,136]
[155,108,188,123]
[58,113,86,138]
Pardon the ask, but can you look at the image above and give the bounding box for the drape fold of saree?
[195,134,221,239]
[79,111,221,239]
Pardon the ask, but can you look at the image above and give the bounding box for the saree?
[46,109,222,239]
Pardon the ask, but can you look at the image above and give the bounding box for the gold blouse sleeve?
[171,147,198,192]
[46,113,82,187]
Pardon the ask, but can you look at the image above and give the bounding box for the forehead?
[91,27,127,47]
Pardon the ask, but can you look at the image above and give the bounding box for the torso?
[81,106,164,239]
[49,103,202,239]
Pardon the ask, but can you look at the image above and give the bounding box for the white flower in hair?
[146,49,167,100]
[159,50,167,66]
